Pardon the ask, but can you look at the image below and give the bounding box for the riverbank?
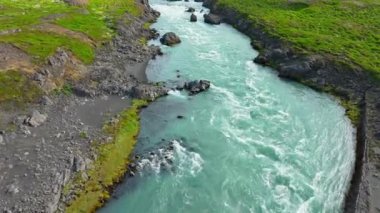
[202,0,380,212]
[0,0,167,212]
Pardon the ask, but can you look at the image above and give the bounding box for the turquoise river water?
[100,0,356,212]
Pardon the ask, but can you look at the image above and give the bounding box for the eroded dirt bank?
[202,0,380,212]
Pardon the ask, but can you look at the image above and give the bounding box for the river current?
[100,1,355,212]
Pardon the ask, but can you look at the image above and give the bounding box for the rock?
[186,7,195,12]
[131,84,169,101]
[40,96,53,106]
[190,14,197,22]
[25,110,48,127]
[73,85,95,97]
[5,184,19,195]
[73,156,86,172]
[278,56,324,79]
[0,135,3,144]
[184,80,211,95]
[47,49,69,67]
[176,82,185,90]
[160,32,181,46]
[253,55,268,65]
[204,13,221,25]
[149,29,160,40]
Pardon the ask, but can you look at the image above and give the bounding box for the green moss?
[143,22,152,29]
[0,31,94,64]
[138,37,147,46]
[340,99,360,126]
[65,99,148,213]
[79,131,89,139]
[0,70,43,107]
[217,0,380,78]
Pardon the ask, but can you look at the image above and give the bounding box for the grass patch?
[79,131,89,139]
[0,0,72,32]
[143,22,151,29]
[0,31,94,64]
[217,0,380,78]
[0,70,43,107]
[0,0,142,64]
[65,99,148,213]
[340,99,360,126]
[53,83,74,96]
[55,13,113,42]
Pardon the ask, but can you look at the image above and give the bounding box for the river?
[99,0,355,212]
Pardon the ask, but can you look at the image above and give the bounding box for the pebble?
[5,184,19,195]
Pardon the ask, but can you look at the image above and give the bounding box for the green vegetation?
[138,37,148,45]
[0,0,142,64]
[53,83,73,96]
[0,31,94,63]
[65,99,148,213]
[340,99,360,126]
[79,131,89,139]
[143,22,152,29]
[217,0,380,78]
[0,70,43,106]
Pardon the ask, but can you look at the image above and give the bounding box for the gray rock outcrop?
[160,32,181,46]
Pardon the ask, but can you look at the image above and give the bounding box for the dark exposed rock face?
[184,80,211,95]
[202,0,380,212]
[160,32,181,46]
[190,14,197,22]
[186,7,195,12]
[203,13,221,25]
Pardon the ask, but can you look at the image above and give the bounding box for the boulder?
[184,80,211,95]
[160,32,181,46]
[190,14,197,22]
[73,156,86,172]
[204,13,221,25]
[186,7,195,12]
[25,110,48,127]
[253,55,268,65]
[131,84,169,101]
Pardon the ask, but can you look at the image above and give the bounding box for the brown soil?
[34,23,95,46]
[0,43,35,73]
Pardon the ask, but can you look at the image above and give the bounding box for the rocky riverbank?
[0,0,168,212]
[202,0,380,212]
